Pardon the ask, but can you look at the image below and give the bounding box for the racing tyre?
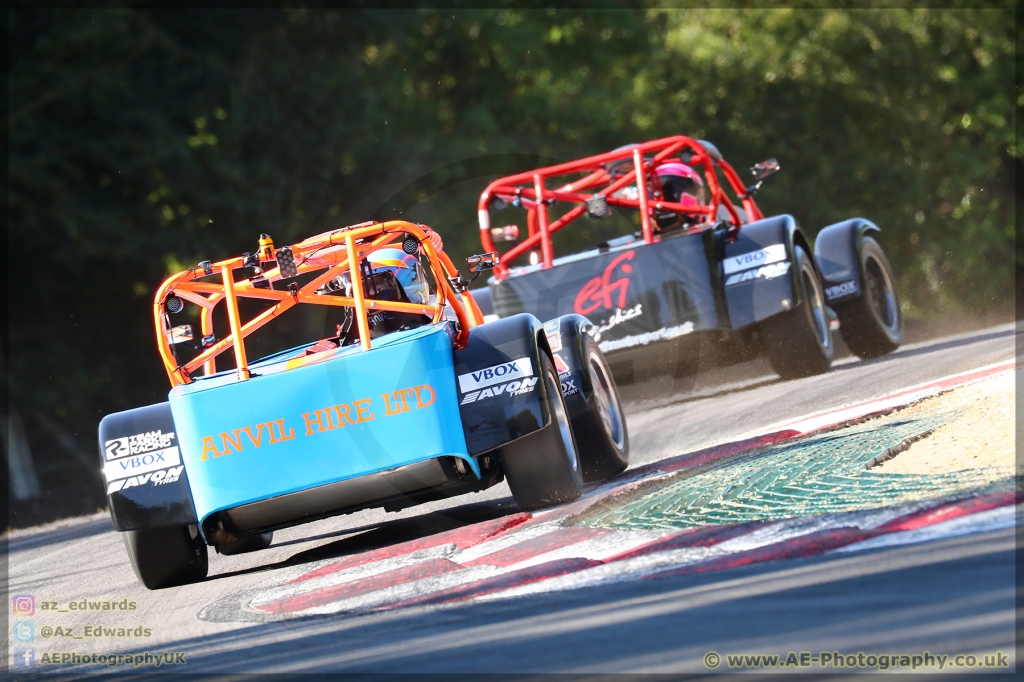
[123,525,208,590]
[573,337,629,482]
[835,237,903,359]
[763,245,834,379]
[216,532,273,556]
[499,351,583,510]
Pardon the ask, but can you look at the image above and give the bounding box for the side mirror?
[467,252,500,273]
[490,225,519,242]
[751,158,780,181]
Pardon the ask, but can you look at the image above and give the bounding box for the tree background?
[6,4,1018,526]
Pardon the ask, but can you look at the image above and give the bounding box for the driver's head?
[317,248,432,341]
[360,248,432,338]
[365,249,430,305]
[655,162,705,207]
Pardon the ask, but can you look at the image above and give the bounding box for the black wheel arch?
[539,314,592,412]
[722,214,815,329]
[453,313,559,456]
[98,402,199,533]
[543,314,629,481]
[813,217,883,306]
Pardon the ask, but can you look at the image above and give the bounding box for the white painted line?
[248,544,457,610]
[829,505,1019,554]
[454,523,562,563]
[742,358,1020,441]
[472,544,765,602]
[475,499,1018,603]
[294,565,505,616]
[504,530,668,571]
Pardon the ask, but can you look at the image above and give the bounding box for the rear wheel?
[216,532,273,556]
[836,237,903,359]
[123,525,208,590]
[573,338,629,482]
[763,245,834,379]
[499,351,583,510]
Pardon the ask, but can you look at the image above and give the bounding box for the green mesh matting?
[584,411,1015,531]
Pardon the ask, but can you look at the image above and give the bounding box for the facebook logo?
[13,647,35,669]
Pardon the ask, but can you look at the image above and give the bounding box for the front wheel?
[762,245,834,379]
[123,525,208,590]
[498,351,583,510]
[835,237,903,359]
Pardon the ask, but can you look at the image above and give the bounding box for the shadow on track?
[205,496,521,584]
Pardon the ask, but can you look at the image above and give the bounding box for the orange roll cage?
[477,135,765,278]
[153,220,484,387]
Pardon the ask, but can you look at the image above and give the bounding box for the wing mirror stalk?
[742,158,780,198]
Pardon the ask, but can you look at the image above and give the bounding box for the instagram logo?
[12,594,35,616]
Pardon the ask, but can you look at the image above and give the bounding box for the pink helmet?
[654,161,706,220]
[655,162,704,186]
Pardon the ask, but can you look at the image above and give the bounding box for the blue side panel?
[168,325,473,527]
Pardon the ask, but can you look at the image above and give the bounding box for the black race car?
[472,135,902,383]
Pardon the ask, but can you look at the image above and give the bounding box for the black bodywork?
[487,214,873,382]
[453,313,554,456]
[813,218,882,305]
[539,314,596,419]
[98,403,198,532]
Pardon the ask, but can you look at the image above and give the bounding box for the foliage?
[642,6,1016,316]
[7,6,1016,521]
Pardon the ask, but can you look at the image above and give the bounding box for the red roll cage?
[477,135,766,279]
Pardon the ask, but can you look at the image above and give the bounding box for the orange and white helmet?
[365,248,430,304]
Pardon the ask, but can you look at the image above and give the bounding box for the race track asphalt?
[6,322,1019,675]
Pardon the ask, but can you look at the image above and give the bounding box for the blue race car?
[99,221,628,589]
